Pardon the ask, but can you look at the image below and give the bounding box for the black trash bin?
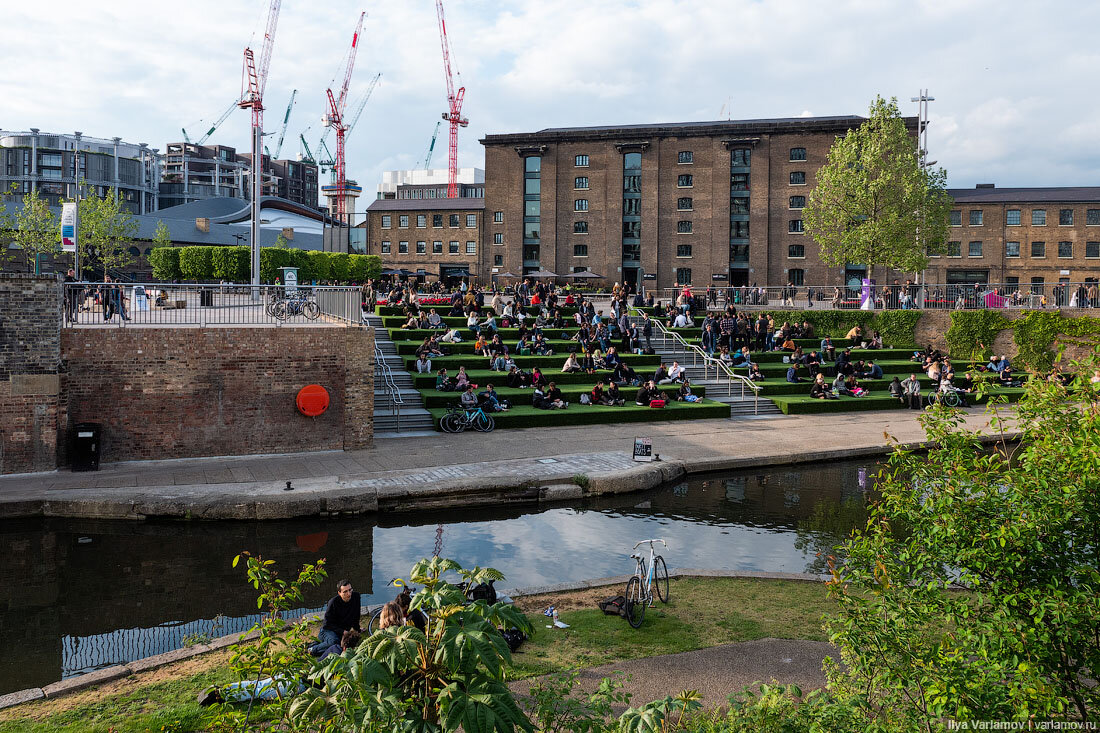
[72,422,101,472]
[200,289,214,307]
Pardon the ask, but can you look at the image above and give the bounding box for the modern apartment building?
[0,129,160,214]
[162,143,319,211]
[376,168,485,201]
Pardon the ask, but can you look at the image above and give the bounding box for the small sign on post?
[60,203,78,253]
[279,266,299,294]
[632,437,654,462]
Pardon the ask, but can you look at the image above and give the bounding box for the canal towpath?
[0,410,1018,520]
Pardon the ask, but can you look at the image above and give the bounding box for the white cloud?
[4,0,1099,201]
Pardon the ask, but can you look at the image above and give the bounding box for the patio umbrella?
[381,269,402,275]
[562,270,603,279]
[527,269,559,278]
[493,271,519,279]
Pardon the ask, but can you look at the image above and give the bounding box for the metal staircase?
[641,318,783,418]
[363,312,436,433]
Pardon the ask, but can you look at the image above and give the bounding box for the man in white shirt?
[668,361,685,383]
[673,311,690,328]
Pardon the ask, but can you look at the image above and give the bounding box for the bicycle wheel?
[272,301,289,321]
[624,576,646,629]
[304,301,320,320]
[440,413,461,433]
[473,412,495,432]
[943,391,961,408]
[653,555,670,603]
[366,606,384,634]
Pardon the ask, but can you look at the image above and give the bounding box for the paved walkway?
[510,638,837,708]
[0,410,1016,514]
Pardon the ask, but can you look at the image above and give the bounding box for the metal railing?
[650,319,760,414]
[656,283,1100,312]
[62,283,363,327]
[373,340,405,431]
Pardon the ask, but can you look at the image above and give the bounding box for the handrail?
[647,318,760,415]
[371,328,405,431]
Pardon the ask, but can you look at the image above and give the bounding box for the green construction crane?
[299,133,316,164]
[265,90,297,159]
[420,121,442,170]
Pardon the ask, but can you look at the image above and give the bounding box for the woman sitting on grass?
[562,352,583,373]
[747,362,765,381]
[676,379,700,402]
[606,382,625,405]
[455,366,476,391]
[809,373,838,400]
[436,369,456,392]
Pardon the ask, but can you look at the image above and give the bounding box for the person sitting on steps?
[634,380,660,406]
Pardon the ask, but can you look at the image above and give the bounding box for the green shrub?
[148,246,181,281]
[329,252,351,283]
[178,246,214,281]
[211,245,249,282]
[306,249,330,282]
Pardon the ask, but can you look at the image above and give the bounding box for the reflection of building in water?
[0,518,374,691]
[724,478,746,502]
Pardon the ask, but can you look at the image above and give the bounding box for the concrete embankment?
[0,411,1020,521]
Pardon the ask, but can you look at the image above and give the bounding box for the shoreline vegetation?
[0,577,833,733]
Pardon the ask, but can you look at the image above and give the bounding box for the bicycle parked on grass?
[439,404,495,433]
[623,538,670,628]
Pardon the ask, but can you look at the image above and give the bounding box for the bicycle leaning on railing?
[439,404,495,433]
[272,293,320,321]
[623,538,670,629]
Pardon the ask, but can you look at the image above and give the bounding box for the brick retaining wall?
[0,275,63,474]
[61,326,373,464]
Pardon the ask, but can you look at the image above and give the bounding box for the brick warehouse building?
[935,185,1100,289]
[362,197,485,284]
[479,115,922,291]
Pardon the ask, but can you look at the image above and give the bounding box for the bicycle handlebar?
[633,538,668,550]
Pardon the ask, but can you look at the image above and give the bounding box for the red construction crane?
[239,0,281,289]
[436,0,467,198]
[323,11,365,224]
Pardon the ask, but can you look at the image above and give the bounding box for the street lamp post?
[912,90,935,307]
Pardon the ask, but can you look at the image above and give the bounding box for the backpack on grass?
[597,595,628,617]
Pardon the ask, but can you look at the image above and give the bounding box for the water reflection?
[0,458,878,694]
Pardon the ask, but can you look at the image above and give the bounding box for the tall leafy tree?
[13,187,60,274]
[803,96,953,285]
[825,357,1100,725]
[79,187,138,280]
[0,183,21,270]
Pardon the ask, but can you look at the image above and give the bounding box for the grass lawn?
[0,577,832,732]
[508,577,833,680]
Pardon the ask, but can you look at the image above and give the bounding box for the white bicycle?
[624,538,670,629]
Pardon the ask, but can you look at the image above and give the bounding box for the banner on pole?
[60,203,78,253]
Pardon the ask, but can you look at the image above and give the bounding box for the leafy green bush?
[944,310,1009,363]
[328,252,351,283]
[824,349,1100,723]
[288,557,534,732]
[148,246,181,281]
[178,246,215,281]
[751,309,920,344]
[211,245,249,282]
[306,249,331,281]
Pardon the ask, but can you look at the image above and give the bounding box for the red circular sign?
[296,384,330,417]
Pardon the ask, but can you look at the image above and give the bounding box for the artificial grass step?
[420,382,704,409]
[749,375,937,396]
[409,368,663,389]
[405,353,659,372]
[375,305,581,317]
[427,399,730,431]
[767,387,1026,415]
[730,359,921,379]
[395,338,630,356]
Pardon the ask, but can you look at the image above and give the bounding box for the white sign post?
[61,202,79,277]
[280,267,299,295]
[632,437,654,462]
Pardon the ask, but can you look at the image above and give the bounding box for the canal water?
[0,458,879,695]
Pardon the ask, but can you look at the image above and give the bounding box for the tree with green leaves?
[803,95,953,289]
[287,557,533,732]
[824,351,1100,725]
[78,187,138,280]
[12,187,60,274]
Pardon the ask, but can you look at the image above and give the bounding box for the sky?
[3,0,1098,208]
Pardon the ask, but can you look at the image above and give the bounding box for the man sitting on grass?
[900,373,922,409]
